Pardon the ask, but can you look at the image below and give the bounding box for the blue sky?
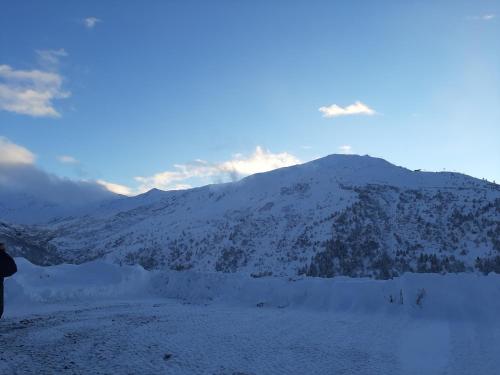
[1,0,499,195]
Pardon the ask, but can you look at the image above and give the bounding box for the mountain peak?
[3,154,498,278]
[307,153,398,168]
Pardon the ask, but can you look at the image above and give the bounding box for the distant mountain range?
[1,154,499,278]
[0,190,118,225]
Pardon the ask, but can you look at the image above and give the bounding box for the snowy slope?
[2,154,499,278]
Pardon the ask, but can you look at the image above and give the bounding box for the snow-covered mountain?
[0,189,119,225]
[2,154,499,278]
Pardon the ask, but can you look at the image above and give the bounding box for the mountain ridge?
[1,154,499,278]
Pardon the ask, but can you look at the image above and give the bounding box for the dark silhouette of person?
[0,243,17,319]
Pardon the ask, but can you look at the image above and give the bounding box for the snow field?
[1,258,499,374]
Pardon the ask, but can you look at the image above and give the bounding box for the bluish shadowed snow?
[1,259,499,374]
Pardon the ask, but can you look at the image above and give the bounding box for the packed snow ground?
[1,259,500,374]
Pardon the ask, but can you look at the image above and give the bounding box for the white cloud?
[0,139,115,207]
[169,183,193,190]
[97,179,191,196]
[0,142,301,199]
[0,51,70,117]
[469,14,496,21]
[338,145,353,154]
[58,155,78,164]
[219,146,299,176]
[319,101,376,118]
[36,49,68,70]
[133,146,300,193]
[97,180,134,196]
[0,137,36,165]
[84,17,101,29]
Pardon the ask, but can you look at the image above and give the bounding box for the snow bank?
[4,258,151,315]
[153,270,500,320]
[5,258,500,321]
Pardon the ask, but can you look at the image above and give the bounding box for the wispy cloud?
[36,49,68,70]
[57,155,78,164]
[0,137,36,165]
[126,146,300,194]
[83,17,101,29]
[97,180,133,196]
[338,145,353,154]
[319,101,376,118]
[482,14,496,20]
[1,141,301,199]
[0,50,70,117]
[469,14,496,21]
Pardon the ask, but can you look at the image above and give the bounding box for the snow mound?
[5,258,151,313]
[5,258,500,321]
[154,270,500,320]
